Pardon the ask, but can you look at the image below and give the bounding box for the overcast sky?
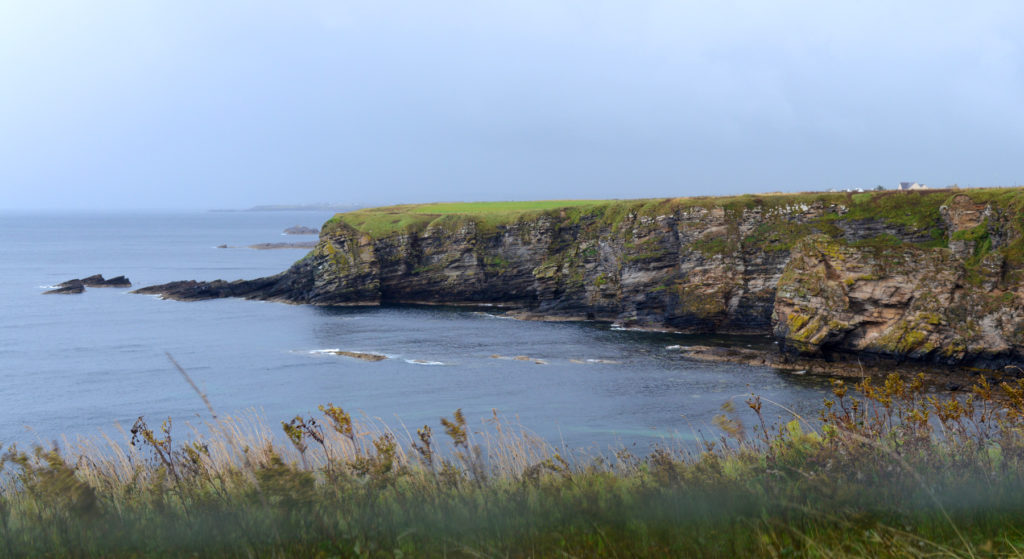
[1,1,1022,210]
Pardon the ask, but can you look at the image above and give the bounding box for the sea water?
[0,211,833,451]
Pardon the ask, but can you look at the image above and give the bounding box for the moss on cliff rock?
[314,189,1024,366]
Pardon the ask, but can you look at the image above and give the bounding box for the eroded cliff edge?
[136,190,1024,370]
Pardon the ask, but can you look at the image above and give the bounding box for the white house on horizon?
[897,182,929,190]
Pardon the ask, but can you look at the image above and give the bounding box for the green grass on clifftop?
[327,199,610,237]
[325,188,1024,244]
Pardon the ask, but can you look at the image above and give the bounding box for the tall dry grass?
[2,372,1024,557]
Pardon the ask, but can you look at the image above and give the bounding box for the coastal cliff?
[137,189,1024,370]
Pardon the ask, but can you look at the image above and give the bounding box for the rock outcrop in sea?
[135,189,1024,371]
[68,274,132,288]
[43,282,85,294]
[45,274,131,294]
[248,242,318,250]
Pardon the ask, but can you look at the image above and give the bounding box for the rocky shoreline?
[665,343,1012,387]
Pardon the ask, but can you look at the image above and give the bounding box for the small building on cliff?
[897,182,929,190]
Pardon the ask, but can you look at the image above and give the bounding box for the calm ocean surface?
[0,211,834,451]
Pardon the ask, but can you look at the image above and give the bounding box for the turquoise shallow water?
[0,211,833,450]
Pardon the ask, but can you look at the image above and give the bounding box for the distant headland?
[141,188,1024,375]
[210,203,363,212]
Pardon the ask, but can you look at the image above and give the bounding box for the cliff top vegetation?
[327,199,610,237]
[326,187,1024,242]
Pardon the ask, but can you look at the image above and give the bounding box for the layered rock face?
[774,195,1024,369]
[138,190,1024,369]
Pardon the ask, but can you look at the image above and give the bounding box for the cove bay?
[1,210,833,449]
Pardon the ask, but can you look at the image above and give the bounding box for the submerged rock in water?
[326,350,388,362]
[491,355,547,364]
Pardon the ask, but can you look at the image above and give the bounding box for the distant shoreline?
[210,204,363,212]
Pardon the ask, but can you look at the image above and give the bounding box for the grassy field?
[4,373,1024,557]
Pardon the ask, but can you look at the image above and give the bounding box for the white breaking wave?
[611,324,669,333]
[472,312,513,320]
[306,349,394,358]
[404,359,445,366]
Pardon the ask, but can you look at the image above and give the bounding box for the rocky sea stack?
[137,189,1024,372]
